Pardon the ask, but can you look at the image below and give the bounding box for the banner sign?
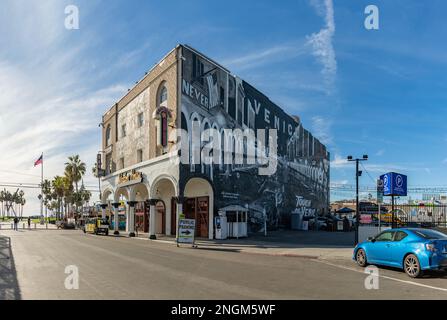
[177,219,196,244]
[377,179,384,204]
[380,172,407,197]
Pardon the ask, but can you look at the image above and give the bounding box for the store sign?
[178,219,195,244]
[380,172,407,196]
[118,169,143,187]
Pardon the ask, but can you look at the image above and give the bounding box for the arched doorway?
[155,200,166,234]
[115,188,129,232]
[101,188,114,221]
[151,175,178,236]
[131,184,150,233]
[184,178,214,239]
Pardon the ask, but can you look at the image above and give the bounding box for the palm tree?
[52,176,66,220]
[64,155,86,194]
[65,155,86,215]
[17,190,25,218]
[0,190,4,220]
[92,163,99,178]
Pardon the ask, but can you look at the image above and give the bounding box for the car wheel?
[356,248,368,267]
[404,254,423,278]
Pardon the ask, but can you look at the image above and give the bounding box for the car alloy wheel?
[404,254,422,278]
[356,249,367,267]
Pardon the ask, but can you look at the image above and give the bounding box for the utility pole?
[347,155,368,245]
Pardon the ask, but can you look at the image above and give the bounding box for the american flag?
[34,154,43,167]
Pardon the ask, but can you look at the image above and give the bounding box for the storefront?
[184,197,209,238]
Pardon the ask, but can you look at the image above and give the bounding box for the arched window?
[159,86,168,105]
[160,111,168,148]
[153,83,172,155]
[105,125,111,147]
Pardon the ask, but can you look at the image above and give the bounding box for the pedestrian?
[28,217,31,229]
[343,216,350,232]
[13,217,18,231]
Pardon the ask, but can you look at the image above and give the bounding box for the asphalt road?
[1,230,447,300]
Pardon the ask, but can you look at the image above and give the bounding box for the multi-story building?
[99,44,330,239]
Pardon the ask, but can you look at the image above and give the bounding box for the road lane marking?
[315,259,447,293]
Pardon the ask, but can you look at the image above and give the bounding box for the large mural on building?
[179,45,330,231]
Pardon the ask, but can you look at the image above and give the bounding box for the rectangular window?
[105,153,112,175]
[137,149,143,163]
[137,113,144,128]
[120,157,124,169]
[121,124,127,138]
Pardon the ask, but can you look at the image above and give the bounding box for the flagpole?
[41,153,43,223]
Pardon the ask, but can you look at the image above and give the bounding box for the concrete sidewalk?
[127,230,355,260]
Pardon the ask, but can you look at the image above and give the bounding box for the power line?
[0,169,42,178]
[360,162,377,185]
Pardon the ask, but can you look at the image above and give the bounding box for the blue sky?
[0,0,446,214]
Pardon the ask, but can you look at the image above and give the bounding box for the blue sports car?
[353,228,447,278]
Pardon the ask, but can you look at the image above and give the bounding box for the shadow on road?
[195,230,355,249]
[0,234,21,300]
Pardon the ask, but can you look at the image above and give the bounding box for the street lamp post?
[97,151,105,202]
[347,154,368,245]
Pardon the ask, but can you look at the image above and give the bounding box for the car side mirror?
[368,237,375,242]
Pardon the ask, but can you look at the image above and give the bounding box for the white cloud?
[311,115,333,145]
[221,43,306,71]
[306,0,337,93]
[330,154,349,168]
[0,2,127,216]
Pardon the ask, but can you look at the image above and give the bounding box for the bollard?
[23,223,25,229]
[11,223,13,229]
[34,223,37,229]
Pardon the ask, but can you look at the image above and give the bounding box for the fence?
[0,222,55,230]
[360,204,447,228]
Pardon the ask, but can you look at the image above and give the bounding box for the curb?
[87,230,353,261]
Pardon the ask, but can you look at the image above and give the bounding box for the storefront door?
[171,198,177,236]
[183,197,209,238]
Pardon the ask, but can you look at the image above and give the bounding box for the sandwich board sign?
[177,219,195,246]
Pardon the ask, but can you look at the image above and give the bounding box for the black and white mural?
[179,45,330,231]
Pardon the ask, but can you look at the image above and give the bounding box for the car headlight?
[425,243,437,252]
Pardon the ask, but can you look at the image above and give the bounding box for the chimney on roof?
[291,115,301,124]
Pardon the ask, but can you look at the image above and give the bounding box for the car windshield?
[413,229,447,240]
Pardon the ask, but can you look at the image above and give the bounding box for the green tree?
[65,155,86,215]
[64,155,86,194]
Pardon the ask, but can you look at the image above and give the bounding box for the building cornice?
[101,151,179,181]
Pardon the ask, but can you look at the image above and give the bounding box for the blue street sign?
[380,172,407,196]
